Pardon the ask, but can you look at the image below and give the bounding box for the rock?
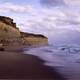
[20,32,48,46]
[20,32,47,38]
[0,16,48,46]
[0,16,16,28]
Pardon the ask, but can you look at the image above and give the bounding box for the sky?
[0,0,80,36]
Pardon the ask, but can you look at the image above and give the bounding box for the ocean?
[24,44,80,80]
[23,29,80,80]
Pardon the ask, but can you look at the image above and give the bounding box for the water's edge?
[23,44,80,80]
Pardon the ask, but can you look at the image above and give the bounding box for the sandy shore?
[0,48,65,80]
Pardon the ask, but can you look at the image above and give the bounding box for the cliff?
[0,16,48,47]
[20,32,48,46]
[0,16,16,28]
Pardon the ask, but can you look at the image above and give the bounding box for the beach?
[0,47,65,80]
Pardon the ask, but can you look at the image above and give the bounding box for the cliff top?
[0,16,16,28]
[20,32,47,38]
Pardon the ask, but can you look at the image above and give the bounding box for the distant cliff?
[0,16,48,46]
[20,32,48,46]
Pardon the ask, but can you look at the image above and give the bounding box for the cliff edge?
[0,16,48,47]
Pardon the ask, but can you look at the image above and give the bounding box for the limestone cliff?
[0,16,48,46]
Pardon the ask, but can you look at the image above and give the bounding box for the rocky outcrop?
[0,16,17,28]
[20,32,48,46]
[0,16,48,47]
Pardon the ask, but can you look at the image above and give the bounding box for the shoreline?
[0,48,65,80]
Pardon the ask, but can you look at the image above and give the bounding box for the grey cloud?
[40,0,65,7]
[56,19,80,25]
[67,20,80,25]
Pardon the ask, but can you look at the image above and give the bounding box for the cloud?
[40,0,80,8]
[64,0,80,6]
[55,18,80,26]
[0,2,33,13]
[40,0,65,7]
[0,1,80,35]
[18,8,80,34]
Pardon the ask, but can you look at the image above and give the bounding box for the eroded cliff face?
[20,32,48,46]
[0,17,21,46]
[0,16,48,47]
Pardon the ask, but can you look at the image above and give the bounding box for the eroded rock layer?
[0,16,48,47]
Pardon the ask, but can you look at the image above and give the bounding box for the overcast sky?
[0,0,80,36]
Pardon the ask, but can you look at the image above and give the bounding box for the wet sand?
[0,49,65,80]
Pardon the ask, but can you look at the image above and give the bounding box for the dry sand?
[0,47,65,80]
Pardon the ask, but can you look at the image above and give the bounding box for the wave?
[23,43,80,80]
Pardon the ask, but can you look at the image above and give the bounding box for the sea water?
[24,42,80,80]
[23,29,80,80]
